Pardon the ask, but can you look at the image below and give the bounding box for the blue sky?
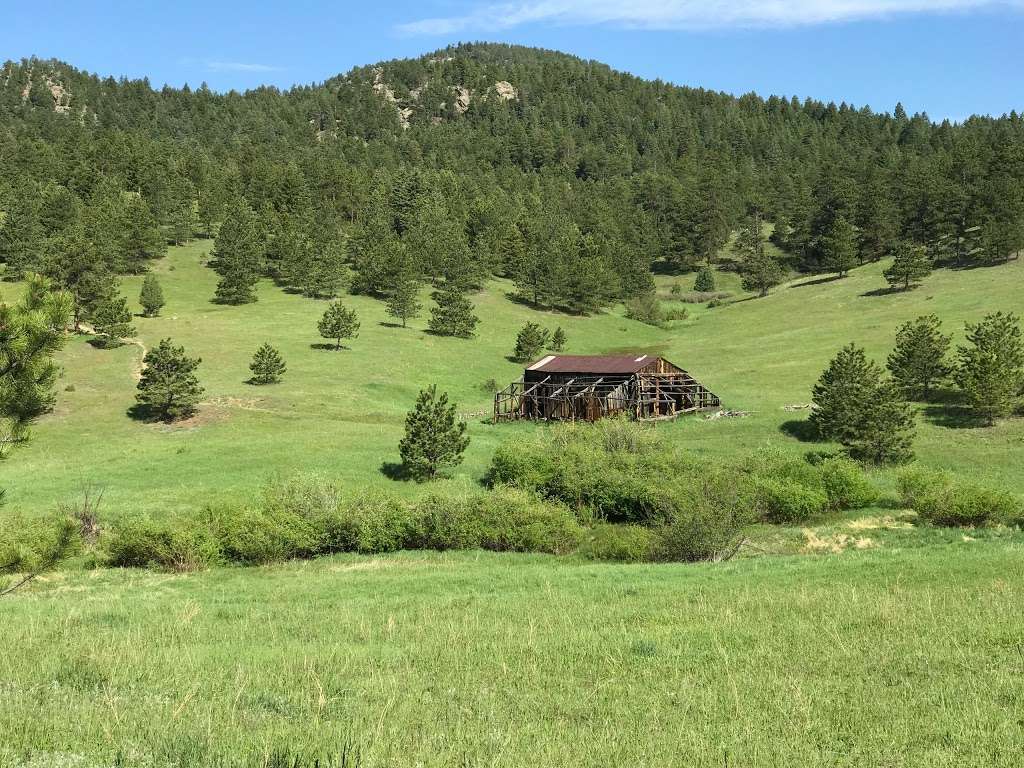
[2,1,1021,120]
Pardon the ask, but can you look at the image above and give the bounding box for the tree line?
[2,44,1022,318]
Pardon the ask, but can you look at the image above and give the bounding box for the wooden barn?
[493,354,720,423]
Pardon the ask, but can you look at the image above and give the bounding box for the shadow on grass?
[921,404,986,429]
[791,275,842,288]
[87,337,123,350]
[860,286,906,297]
[126,403,190,423]
[779,419,819,442]
[309,343,346,351]
[378,321,406,329]
[379,462,416,482]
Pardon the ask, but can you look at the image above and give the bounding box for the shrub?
[262,473,342,520]
[321,492,422,554]
[209,505,320,564]
[105,517,220,572]
[752,477,828,523]
[417,487,582,554]
[580,523,655,562]
[897,466,1022,527]
[818,457,880,510]
[624,294,665,327]
[649,503,748,562]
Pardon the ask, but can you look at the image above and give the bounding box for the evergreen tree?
[317,301,360,350]
[887,315,951,400]
[0,194,44,277]
[135,339,204,422]
[955,312,1024,425]
[139,274,165,317]
[883,242,932,291]
[739,248,785,297]
[301,239,349,299]
[385,275,423,328]
[693,266,716,293]
[248,342,286,385]
[551,326,567,352]
[398,385,470,481]
[848,380,917,465]
[820,215,858,277]
[90,294,135,348]
[0,274,73,454]
[737,210,785,297]
[428,284,479,338]
[810,343,915,464]
[210,199,263,305]
[512,322,551,362]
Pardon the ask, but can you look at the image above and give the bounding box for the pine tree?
[248,343,286,385]
[75,269,119,331]
[955,312,1024,425]
[385,276,423,328]
[0,274,73,454]
[883,241,932,291]
[428,284,479,338]
[139,274,165,318]
[0,194,45,277]
[135,339,204,422]
[737,211,785,297]
[887,315,951,400]
[90,294,135,348]
[551,326,567,352]
[820,215,858,277]
[317,301,360,350]
[210,199,263,305]
[739,250,785,298]
[848,380,917,465]
[512,322,551,363]
[810,343,916,464]
[398,385,470,480]
[300,235,348,299]
[693,266,716,293]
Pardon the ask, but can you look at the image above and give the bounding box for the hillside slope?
[2,244,1021,518]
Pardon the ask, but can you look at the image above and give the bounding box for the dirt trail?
[78,323,148,381]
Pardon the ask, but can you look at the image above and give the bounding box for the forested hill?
[1,42,1022,314]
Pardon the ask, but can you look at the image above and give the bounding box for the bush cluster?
[492,426,881,536]
[103,477,581,571]
[741,451,879,523]
[897,467,1023,527]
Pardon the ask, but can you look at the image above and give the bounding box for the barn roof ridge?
[525,353,671,375]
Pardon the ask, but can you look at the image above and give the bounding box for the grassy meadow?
[2,545,1023,767]
[2,241,1023,518]
[3,244,1024,766]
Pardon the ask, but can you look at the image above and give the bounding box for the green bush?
[580,523,655,562]
[753,477,829,523]
[649,503,747,562]
[818,457,880,510]
[209,505,321,564]
[105,517,220,572]
[262,472,342,519]
[418,487,582,554]
[322,492,423,554]
[490,420,701,525]
[898,467,1022,527]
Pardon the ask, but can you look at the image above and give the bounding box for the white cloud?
[397,0,1022,34]
[206,60,282,73]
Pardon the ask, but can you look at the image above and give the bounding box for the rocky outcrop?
[492,81,518,101]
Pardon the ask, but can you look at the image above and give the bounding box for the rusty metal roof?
[525,354,657,374]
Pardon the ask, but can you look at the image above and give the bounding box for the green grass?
[3,241,1022,517]
[3,247,1024,766]
[2,544,1022,767]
